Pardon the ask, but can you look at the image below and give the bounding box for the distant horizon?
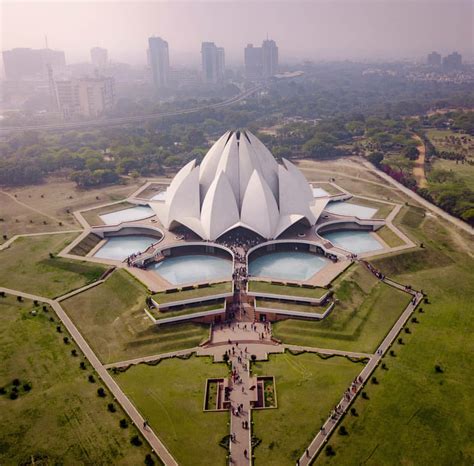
[2,1,473,67]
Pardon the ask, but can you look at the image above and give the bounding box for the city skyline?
[2,1,472,67]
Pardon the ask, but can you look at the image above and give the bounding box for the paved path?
[283,344,372,359]
[0,286,179,466]
[412,134,428,188]
[229,348,252,465]
[104,347,199,369]
[297,287,423,465]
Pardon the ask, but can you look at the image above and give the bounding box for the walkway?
[412,134,428,188]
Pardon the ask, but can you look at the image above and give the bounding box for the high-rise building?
[262,39,278,77]
[244,39,278,80]
[443,52,462,70]
[216,47,226,82]
[244,44,263,80]
[427,51,441,67]
[91,47,108,69]
[2,48,66,80]
[148,37,170,93]
[201,42,225,84]
[55,76,115,119]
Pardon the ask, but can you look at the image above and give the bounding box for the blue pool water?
[150,255,233,285]
[100,205,154,225]
[249,251,329,281]
[312,187,329,198]
[94,235,157,261]
[325,201,377,219]
[321,230,383,254]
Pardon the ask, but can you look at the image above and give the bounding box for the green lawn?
[272,265,411,353]
[249,281,327,299]
[252,352,362,465]
[152,301,225,320]
[375,225,406,248]
[0,233,106,298]
[256,299,325,314]
[0,295,154,465]
[315,211,474,465]
[113,355,230,466]
[152,281,232,305]
[431,158,474,191]
[62,270,209,363]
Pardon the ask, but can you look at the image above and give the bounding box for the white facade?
[150,130,327,240]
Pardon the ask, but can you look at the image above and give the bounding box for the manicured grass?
[152,301,225,320]
[0,233,106,298]
[272,265,411,353]
[375,225,406,248]
[113,355,230,466]
[81,201,134,226]
[69,232,103,256]
[252,352,362,465]
[256,299,325,314]
[153,281,232,305]
[62,270,208,363]
[249,281,327,299]
[0,295,154,464]
[316,215,474,465]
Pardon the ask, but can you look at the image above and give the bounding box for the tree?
[402,145,420,160]
[367,151,384,167]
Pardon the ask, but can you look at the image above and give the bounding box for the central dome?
[150,130,328,240]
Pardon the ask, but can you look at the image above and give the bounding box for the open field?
[315,212,474,465]
[426,128,474,156]
[113,355,229,466]
[248,281,327,299]
[0,233,106,298]
[272,265,411,353]
[0,191,75,244]
[0,295,153,465]
[152,281,232,304]
[252,352,362,466]
[0,177,144,239]
[62,270,209,363]
[431,158,474,191]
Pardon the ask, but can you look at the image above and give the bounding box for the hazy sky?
[1,0,473,66]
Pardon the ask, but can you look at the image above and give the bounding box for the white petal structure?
[150,130,326,240]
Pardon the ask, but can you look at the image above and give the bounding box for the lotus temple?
[60,129,411,326]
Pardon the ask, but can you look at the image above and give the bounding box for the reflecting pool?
[99,206,154,225]
[249,251,329,281]
[324,201,377,219]
[150,254,232,285]
[94,235,157,261]
[321,230,383,254]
